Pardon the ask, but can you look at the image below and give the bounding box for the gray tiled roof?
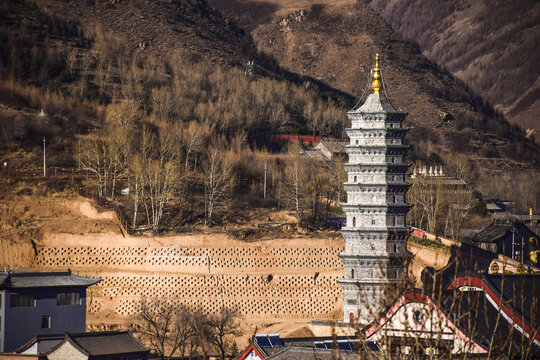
[266,346,360,360]
[469,222,537,244]
[469,222,512,243]
[0,270,101,289]
[352,93,398,113]
[68,332,149,356]
[17,331,148,355]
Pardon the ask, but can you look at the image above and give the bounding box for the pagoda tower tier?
[338,54,411,325]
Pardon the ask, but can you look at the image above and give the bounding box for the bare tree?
[281,143,306,219]
[79,101,137,200]
[151,86,173,120]
[202,147,234,225]
[142,130,179,229]
[134,298,198,360]
[190,308,213,360]
[182,121,207,171]
[407,174,444,234]
[79,134,112,198]
[304,100,322,137]
[268,102,288,137]
[67,47,78,76]
[129,153,144,229]
[208,307,242,360]
[444,189,474,241]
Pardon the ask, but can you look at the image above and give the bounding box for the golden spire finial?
[371,53,382,94]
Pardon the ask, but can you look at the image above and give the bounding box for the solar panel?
[367,341,380,351]
[268,335,283,347]
[313,341,326,349]
[255,335,271,347]
[337,341,353,351]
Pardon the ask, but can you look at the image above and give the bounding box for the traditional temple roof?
[265,346,360,359]
[446,274,540,352]
[0,269,101,289]
[17,331,149,356]
[364,273,540,356]
[352,93,397,113]
[469,221,537,244]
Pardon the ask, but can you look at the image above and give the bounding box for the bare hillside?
[214,1,538,170]
[365,0,540,133]
[32,0,249,66]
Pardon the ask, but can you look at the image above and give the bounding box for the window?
[371,217,376,225]
[10,294,35,307]
[394,243,398,252]
[352,217,356,227]
[355,140,358,145]
[392,217,397,226]
[413,310,423,324]
[353,176,357,183]
[41,315,51,329]
[57,292,81,306]
[351,269,355,278]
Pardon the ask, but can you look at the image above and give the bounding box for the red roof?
[275,135,340,144]
[237,344,264,360]
[275,135,321,144]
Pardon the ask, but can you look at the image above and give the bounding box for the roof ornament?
[371,53,382,94]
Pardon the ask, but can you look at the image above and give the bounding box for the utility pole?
[521,236,525,263]
[511,225,517,261]
[43,137,46,177]
[263,163,267,199]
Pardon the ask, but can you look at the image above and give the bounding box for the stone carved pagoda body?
[338,55,410,324]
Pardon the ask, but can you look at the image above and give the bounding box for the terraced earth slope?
[0,193,345,342]
[2,192,449,343]
[35,233,345,334]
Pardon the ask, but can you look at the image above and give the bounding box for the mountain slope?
[18,0,538,171]
[2,0,539,210]
[365,0,540,132]
[32,0,251,66]
[219,2,537,166]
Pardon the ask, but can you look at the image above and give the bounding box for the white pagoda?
[338,54,410,324]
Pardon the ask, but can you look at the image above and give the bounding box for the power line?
[352,72,371,110]
[380,68,403,110]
